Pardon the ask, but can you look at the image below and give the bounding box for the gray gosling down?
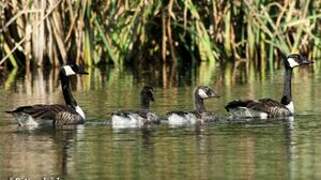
[111,86,159,128]
[167,86,220,126]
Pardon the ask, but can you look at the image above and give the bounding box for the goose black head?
[61,64,89,76]
[195,86,219,99]
[141,86,155,102]
[285,54,313,69]
[140,86,155,110]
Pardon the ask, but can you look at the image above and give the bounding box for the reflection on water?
[1,63,321,179]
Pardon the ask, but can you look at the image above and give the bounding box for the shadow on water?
[1,61,321,179]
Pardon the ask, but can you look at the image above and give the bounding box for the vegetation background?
[0,0,321,74]
[0,2,320,179]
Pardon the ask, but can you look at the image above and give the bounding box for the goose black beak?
[80,71,89,75]
[302,57,313,65]
[210,90,220,98]
[212,94,220,98]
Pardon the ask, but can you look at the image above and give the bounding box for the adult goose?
[225,54,313,119]
[111,86,159,128]
[6,64,88,127]
[167,86,220,125]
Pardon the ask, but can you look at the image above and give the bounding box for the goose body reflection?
[6,65,88,128]
[166,86,219,125]
[225,54,313,119]
[111,86,160,128]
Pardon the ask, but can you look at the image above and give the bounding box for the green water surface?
[0,65,320,180]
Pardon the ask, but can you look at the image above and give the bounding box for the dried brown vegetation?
[0,0,320,71]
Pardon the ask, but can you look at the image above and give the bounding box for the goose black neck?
[60,72,77,108]
[141,96,150,111]
[281,68,292,105]
[194,94,205,113]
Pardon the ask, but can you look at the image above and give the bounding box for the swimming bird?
[6,64,88,128]
[167,86,220,125]
[225,54,313,119]
[111,86,159,128]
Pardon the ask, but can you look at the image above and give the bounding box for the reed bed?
[0,0,321,71]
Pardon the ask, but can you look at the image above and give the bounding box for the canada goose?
[6,64,88,128]
[167,86,219,125]
[111,86,159,128]
[225,54,313,119]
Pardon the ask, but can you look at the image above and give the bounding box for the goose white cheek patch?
[75,106,86,119]
[64,66,76,76]
[287,58,299,68]
[286,101,294,114]
[198,89,208,98]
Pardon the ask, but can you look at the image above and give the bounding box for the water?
[0,65,321,180]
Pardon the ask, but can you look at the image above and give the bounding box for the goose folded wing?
[167,110,202,118]
[249,98,286,112]
[226,99,286,112]
[226,98,291,117]
[246,98,289,115]
[166,111,189,116]
[8,104,74,120]
[112,110,148,119]
[225,100,256,111]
